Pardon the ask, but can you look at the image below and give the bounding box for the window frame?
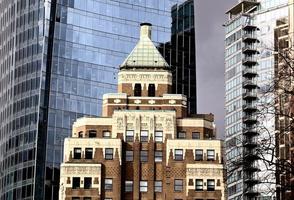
[140,130,149,142]
[175,149,183,161]
[207,179,215,191]
[85,148,93,159]
[126,150,133,162]
[195,179,203,191]
[72,177,80,189]
[103,131,111,138]
[84,177,92,189]
[155,131,163,142]
[154,180,162,192]
[125,181,133,192]
[140,150,148,162]
[105,148,113,160]
[192,132,200,139]
[155,151,163,162]
[207,149,215,161]
[73,148,82,159]
[140,181,148,192]
[174,179,183,192]
[88,130,97,138]
[126,130,134,142]
[195,149,203,161]
[105,178,113,191]
[177,131,186,139]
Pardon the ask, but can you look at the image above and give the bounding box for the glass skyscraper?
[224,0,288,199]
[0,0,194,199]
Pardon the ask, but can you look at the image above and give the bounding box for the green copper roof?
[120,23,169,69]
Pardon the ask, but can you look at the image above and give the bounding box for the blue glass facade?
[0,0,192,199]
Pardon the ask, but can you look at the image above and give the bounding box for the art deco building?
[224,1,289,199]
[59,24,225,200]
[274,1,294,199]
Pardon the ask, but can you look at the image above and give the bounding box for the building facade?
[274,1,294,199]
[59,24,225,200]
[224,0,289,199]
[0,0,196,199]
[159,0,197,114]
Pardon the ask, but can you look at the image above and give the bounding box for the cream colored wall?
[118,70,172,89]
[186,163,225,200]
[177,118,214,129]
[59,163,101,200]
[112,110,177,141]
[63,138,122,163]
[166,139,223,164]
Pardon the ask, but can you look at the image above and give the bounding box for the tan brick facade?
[59,23,225,200]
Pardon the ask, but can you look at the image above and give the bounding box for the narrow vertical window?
[148,84,155,97]
[134,84,141,97]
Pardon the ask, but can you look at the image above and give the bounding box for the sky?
[195,0,236,138]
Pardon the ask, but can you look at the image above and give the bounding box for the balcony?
[243,24,259,31]
[243,33,259,43]
[243,79,258,89]
[244,151,259,161]
[243,139,258,148]
[242,44,259,54]
[243,165,260,172]
[244,177,261,185]
[243,114,258,124]
[243,91,258,100]
[244,189,259,197]
[242,56,258,66]
[243,104,258,112]
[243,67,258,77]
[243,127,259,136]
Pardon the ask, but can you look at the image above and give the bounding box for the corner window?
[148,84,155,97]
[126,151,133,161]
[125,181,133,192]
[73,148,81,159]
[88,130,97,138]
[105,179,113,191]
[84,177,92,189]
[155,131,163,142]
[195,149,203,161]
[174,179,183,192]
[105,148,113,160]
[192,132,200,139]
[126,130,134,142]
[140,130,148,142]
[175,149,183,161]
[140,181,148,192]
[195,179,203,191]
[85,148,93,159]
[103,131,111,138]
[140,151,148,162]
[207,150,215,161]
[207,179,215,191]
[154,181,162,192]
[72,177,80,189]
[177,132,186,139]
[134,84,142,97]
[155,151,163,162]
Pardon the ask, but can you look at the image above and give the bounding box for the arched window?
[148,84,155,97]
[134,84,141,97]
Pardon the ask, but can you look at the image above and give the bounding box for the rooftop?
[226,0,259,15]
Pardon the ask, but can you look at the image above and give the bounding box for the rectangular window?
[154,181,162,192]
[207,150,215,161]
[155,151,163,162]
[88,130,97,138]
[207,179,215,191]
[174,179,183,191]
[175,149,183,161]
[195,149,203,161]
[126,130,134,142]
[192,132,200,139]
[126,150,133,161]
[72,177,80,189]
[83,198,91,200]
[195,179,203,191]
[84,177,92,189]
[125,181,133,192]
[140,130,148,142]
[177,132,186,139]
[103,131,111,138]
[105,179,113,191]
[85,148,93,159]
[78,131,83,138]
[155,131,163,142]
[105,148,113,160]
[140,151,148,162]
[140,181,148,192]
[73,148,81,159]
[72,198,80,200]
